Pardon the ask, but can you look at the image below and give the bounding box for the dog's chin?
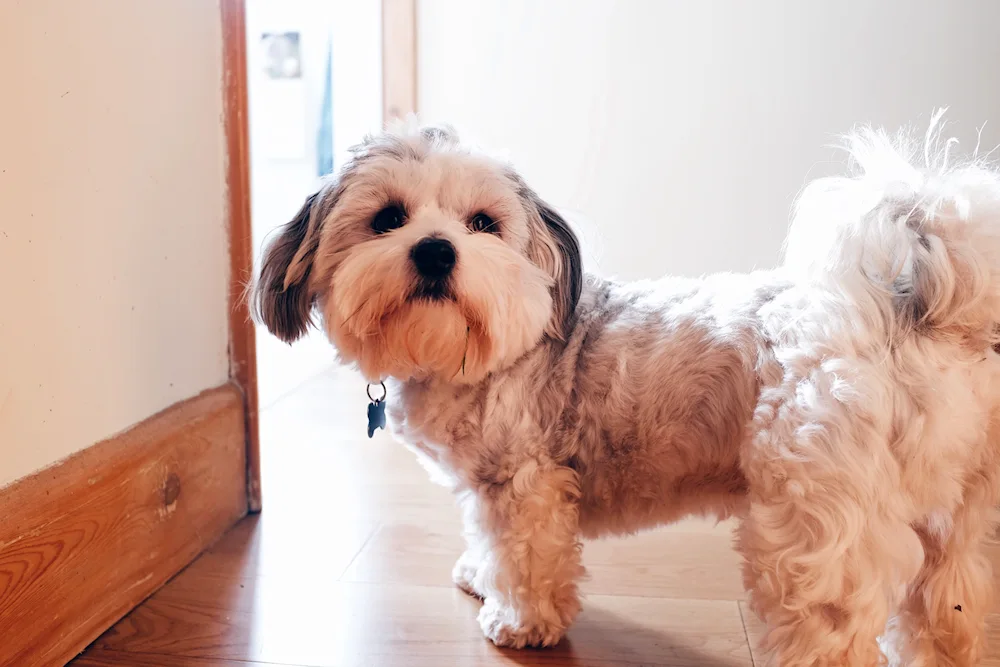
[329,298,499,384]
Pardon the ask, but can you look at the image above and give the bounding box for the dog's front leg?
[453,490,488,599]
[473,460,585,649]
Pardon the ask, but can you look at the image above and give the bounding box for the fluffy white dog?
[252,114,1000,666]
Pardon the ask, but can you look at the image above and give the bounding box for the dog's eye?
[469,212,498,234]
[372,205,406,234]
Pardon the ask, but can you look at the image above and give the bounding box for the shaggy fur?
[252,114,1000,666]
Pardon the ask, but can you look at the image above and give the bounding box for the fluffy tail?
[783,111,1000,349]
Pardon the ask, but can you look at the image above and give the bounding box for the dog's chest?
[389,377,551,485]
[388,381,485,474]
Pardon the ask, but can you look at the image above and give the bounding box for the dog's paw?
[452,551,483,598]
[477,599,565,649]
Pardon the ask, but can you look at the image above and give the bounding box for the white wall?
[418,0,1000,281]
[0,0,230,487]
[247,0,382,408]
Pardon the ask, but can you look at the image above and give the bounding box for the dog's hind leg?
[738,385,924,667]
[739,496,921,667]
[739,489,922,667]
[892,469,1000,667]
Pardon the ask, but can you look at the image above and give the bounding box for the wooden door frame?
[221,0,417,513]
[221,0,261,513]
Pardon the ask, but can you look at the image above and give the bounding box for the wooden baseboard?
[0,384,248,667]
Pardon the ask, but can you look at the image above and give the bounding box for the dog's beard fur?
[326,218,554,383]
[252,115,1000,666]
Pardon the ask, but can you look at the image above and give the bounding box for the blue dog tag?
[367,399,386,438]
[366,382,387,438]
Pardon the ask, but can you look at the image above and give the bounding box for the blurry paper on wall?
[261,31,302,79]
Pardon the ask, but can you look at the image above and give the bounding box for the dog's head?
[251,122,582,384]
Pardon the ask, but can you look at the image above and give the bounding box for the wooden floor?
[72,366,1000,667]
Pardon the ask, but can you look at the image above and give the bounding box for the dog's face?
[252,123,582,384]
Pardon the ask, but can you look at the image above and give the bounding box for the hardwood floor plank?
[584,529,744,600]
[339,520,745,600]
[72,651,303,666]
[986,615,1000,667]
[336,521,462,588]
[180,513,378,582]
[737,602,765,667]
[90,575,751,667]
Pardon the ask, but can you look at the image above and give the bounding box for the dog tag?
[366,382,387,438]
[367,399,386,438]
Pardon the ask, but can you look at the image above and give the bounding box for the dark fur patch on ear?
[506,168,584,339]
[510,182,583,340]
[252,193,320,343]
[536,198,583,336]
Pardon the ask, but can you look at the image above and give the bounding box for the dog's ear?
[522,189,584,340]
[252,192,323,343]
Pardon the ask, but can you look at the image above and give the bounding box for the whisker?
[342,298,372,327]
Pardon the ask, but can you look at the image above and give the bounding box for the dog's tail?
[783,110,1000,349]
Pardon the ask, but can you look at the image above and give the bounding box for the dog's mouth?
[410,279,454,302]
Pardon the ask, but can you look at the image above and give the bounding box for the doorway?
[247,0,383,411]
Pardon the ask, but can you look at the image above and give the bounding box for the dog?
[251,115,1000,666]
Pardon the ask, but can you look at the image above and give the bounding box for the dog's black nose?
[410,237,456,279]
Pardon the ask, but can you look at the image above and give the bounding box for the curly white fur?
[252,115,1000,666]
